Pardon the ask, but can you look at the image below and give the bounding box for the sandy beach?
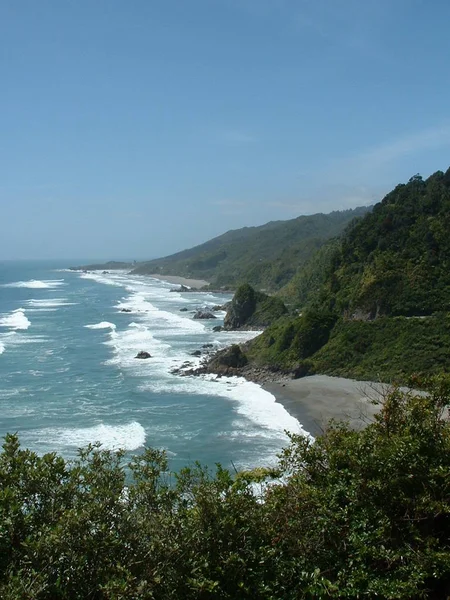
[264,375,388,437]
[148,274,210,289]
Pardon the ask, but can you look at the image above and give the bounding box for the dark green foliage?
[248,312,450,383]
[246,168,450,382]
[279,238,341,308]
[312,169,450,317]
[247,310,337,368]
[267,376,450,598]
[1,379,450,598]
[132,207,370,291]
[311,313,450,382]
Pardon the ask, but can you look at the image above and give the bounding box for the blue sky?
[1,0,450,260]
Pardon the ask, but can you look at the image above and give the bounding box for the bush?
[1,377,450,598]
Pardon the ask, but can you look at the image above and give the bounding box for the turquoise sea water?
[0,260,303,471]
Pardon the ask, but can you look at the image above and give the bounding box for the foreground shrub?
[1,377,450,598]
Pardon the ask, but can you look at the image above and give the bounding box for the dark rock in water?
[202,343,214,348]
[102,270,109,274]
[193,310,217,320]
[212,325,223,332]
[179,307,188,312]
[135,351,151,359]
[170,284,190,292]
[190,350,202,356]
[121,308,132,313]
[211,305,223,311]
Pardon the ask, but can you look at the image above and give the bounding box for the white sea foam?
[139,372,306,441]
[223,378,307,436]
[0,309,31,330]
[85,321,117,330]
[3,279,66,289]
[79,269,307,456]
[26,298,76,308]
[79,272,123,286]
[0,341,5,354]
[104,322,170,369]
[117,293,206,335]
[50,421,146,451]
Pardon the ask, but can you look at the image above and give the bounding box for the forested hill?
[131,207,370,291]
[245,168,450,382]
[308,169,450,318]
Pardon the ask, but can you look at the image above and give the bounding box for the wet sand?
[148,274,209,289]
[264,375,389,437]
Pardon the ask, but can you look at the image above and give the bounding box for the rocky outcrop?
[224,284,256,329]
[135,351,151,359]
[121,308,132,313]
[223,284,287,330]
[170,285,190,292]
[193,310,217,320]
[203,345,248,375]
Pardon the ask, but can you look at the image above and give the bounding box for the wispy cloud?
[354,122,450,168]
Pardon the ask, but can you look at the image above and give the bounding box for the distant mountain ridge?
[131,206,370,291]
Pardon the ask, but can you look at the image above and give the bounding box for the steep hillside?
[314,170,450,318]
[244,169,450,382]
[131,207,369,291]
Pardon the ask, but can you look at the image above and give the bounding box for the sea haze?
[0,260,304,471]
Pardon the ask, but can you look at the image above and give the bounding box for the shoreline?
[263,376,385,437]
[146,274,385,436]
[146,274,210,289]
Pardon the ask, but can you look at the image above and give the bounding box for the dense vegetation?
[310,171,450,318]
[243,169,450,382]
[1,379,449,599]
[248,312,450,381]
[131,207,369,291]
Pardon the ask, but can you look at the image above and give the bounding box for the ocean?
[0,260,304,472]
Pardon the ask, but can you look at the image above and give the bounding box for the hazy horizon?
[2,0,450,259]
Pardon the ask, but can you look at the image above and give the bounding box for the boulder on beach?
[135,351,152,359]
[193,310,217,320]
